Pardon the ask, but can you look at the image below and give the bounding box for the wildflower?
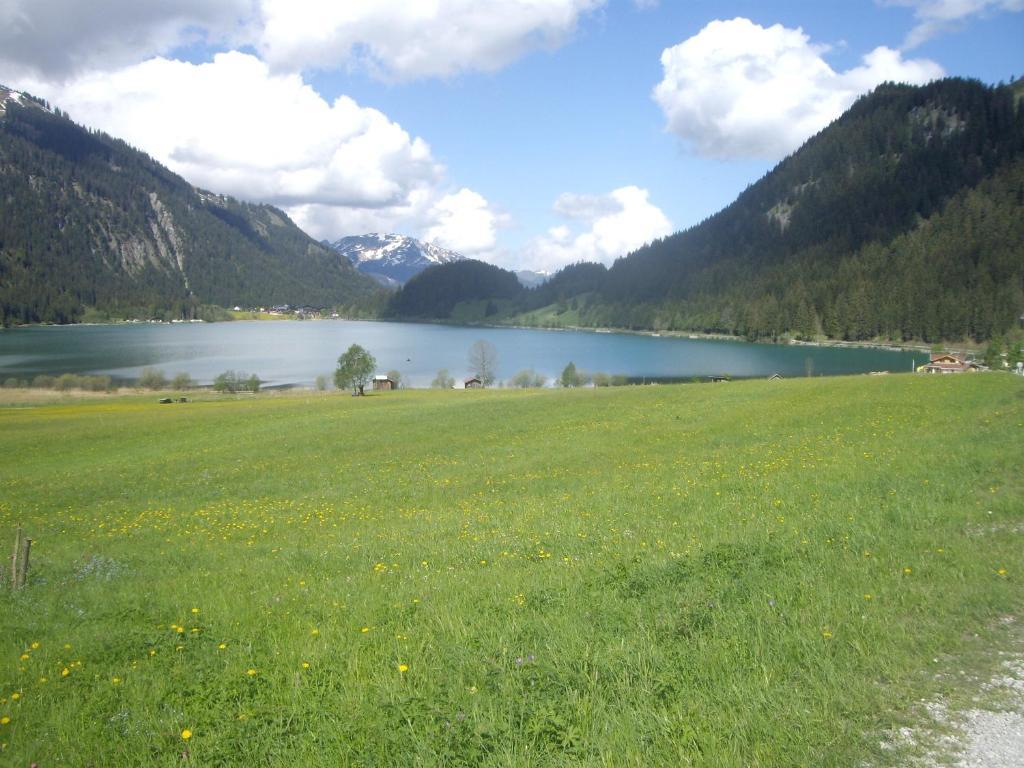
[112,677,121,685]
[997,568,1008,576]
[903,567,912,575]
[218,643,227,650]
[30,642,39,650]
[191,608,200,614]
[0,717,9,725]
[181,729,192,740]
[10,694,18,701]
[822,629,833,639]
[246,668,257,676]
[310,628,319,636]
[18,655,28,662]
[302,662,310,670]
[360,627,370,633]
[398,664,409,673]
[61,668,70,677]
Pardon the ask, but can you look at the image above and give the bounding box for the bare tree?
[468,340,498,387]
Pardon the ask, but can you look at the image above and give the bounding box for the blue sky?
[3,0,1022,272]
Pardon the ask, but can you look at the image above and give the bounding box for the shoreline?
[1,314,977,358]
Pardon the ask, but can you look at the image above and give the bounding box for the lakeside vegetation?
[1,374,1021,765]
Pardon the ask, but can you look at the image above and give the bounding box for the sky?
[1,1,1022,273]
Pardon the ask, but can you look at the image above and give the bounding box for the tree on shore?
[560,362,581,388]
[431,369,455,389]
[335,344,376,395]
[468,340,498,387]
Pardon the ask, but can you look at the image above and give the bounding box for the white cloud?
[18,52,508,247]
[256,0,605,79]
[21,52,439,210]
[521,186,671,272]
[0,0,253,79]
[880,0,1024,48]
[653,17,944,160]
[0,0,604,82]
[424,189,509,255]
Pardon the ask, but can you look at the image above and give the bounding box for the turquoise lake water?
[0,320,921,388]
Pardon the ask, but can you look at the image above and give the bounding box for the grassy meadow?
[1,374,1022,766]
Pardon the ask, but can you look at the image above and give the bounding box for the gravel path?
[886,619,1024,767]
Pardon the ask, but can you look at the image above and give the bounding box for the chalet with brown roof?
[464,376,483,389]
[917,353,983,374]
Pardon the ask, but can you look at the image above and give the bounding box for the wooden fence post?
[15,536,31,589]
[11,526,23,588]
[10,527,31,590]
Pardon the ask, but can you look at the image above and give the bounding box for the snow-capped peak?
[326,233,465,285]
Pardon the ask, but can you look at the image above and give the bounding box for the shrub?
[55,373,81,391]
[214,370,261,393]
[3,377,24,389]
[138,368,167,390]
[32,375,55,389]
[315,374,329,391]
[171,372,194,390]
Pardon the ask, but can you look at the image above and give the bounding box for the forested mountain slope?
[582,77,1024,342]
[0,88,380,325]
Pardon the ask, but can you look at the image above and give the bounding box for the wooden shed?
[464,376,483,389]
[372,375,397,391]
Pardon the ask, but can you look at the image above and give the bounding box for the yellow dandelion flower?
[218,643,227,650]
[112,677,121,685]
[181,728,192,740]
[60,668,70,677]
[63,644,71,650]
[398,664,409,673]
[30,642,39,650]
[38,677,47,684]
[903,567,912,575]
[997,568,1008,576]
[822,629,833,639]
[302,662,310,670]
[246,668,257,676]
[0,717,9,725]
[360,627,370,633]
[18,655,28,662]
[310,628,319,636]
[191,608,200,614]
[9,694,18,701]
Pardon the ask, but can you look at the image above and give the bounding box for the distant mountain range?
[326,233,463,286]
[0,85,380,325]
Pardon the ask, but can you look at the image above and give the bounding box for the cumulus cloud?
[19,52,505,248]
[0,0,604,82]
[653,17,944,160]
[256,0,605,79]
[424,189,509,255]
[22,52,439,209]
[0,0,253,79]
[880,0,1024,48]
[521,187,671,272]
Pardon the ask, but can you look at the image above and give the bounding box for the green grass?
[1,375,1022,766]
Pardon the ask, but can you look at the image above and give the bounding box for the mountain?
[515,269,550,288]
[394,78,1023,344]
[387,259,521,320]
[327,233,464,285]
[0,86,381,325]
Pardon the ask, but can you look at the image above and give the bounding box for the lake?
[0,320,921,388]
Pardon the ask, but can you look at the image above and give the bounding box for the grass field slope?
[1,375,1022,766]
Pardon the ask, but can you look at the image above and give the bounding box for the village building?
[371,375,398,391]
[916,353,984,374]
[464,376,483,389]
